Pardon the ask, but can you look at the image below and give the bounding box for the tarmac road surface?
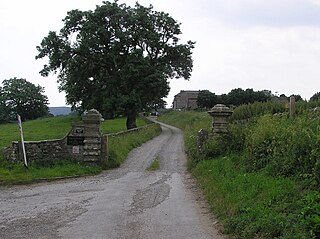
[0,122,226,239]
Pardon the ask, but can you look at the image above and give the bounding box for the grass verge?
[159,111,317,239]
[105,124,162,169]
[193,155,309,239]
[0,157,102,185]
[146,157,160,171]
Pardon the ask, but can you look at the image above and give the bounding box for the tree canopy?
[0,78,49,122]
[36,1,195,129]
[310,92,320,101]
[197,88,272,109]
[226,88,271,106]
[197,90,219,109]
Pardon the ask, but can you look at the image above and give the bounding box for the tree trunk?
[126,108,137,130]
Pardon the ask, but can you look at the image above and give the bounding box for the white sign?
[72,146,80,154]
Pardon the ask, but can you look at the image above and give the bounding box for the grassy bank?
[159,110,319,239]
[193,156,308,238]
[106,124,162,168]
[0,116,157,185]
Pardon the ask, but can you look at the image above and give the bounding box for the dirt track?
[0,122,225,239]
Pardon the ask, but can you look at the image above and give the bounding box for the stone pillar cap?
[82,109,104,124]
[208,104,233,114]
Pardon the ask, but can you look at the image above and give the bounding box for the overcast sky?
[1,0,320,107]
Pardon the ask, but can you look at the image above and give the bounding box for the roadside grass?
[0,116,156,185]
[159,111,316,239]
[193,155,309,239]
[106,124,162,169]
[158,111,211,168]
[146,157,160,171]
[0,157,102,185]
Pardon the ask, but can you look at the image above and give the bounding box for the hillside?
[49,106,72,116]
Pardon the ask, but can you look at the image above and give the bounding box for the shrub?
[243,114,320,185]
[230,101,286,121]
[302,191,320,238]
[200,123,247,160]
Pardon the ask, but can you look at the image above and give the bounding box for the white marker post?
[17,114,28,168]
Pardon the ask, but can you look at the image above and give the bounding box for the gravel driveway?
[0,122,225,239]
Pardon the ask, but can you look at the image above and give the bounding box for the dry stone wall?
[4,109,107,164]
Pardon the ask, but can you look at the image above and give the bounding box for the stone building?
[172,90,199,110]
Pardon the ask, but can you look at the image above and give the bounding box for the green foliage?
[310,92,320,102]
[160,110,320,185]
[36,1,195,129]
[230,101,286,121]
[106,124,161,168]
[159,110,320,238]
[101,117,147,134]
[196,88,272,110]
[0,77,49,122]
[197,90,219,109]
[226,88,271,106]
[0,87,10,123]
[193,156,309,239]
[302,191,320,238]
[201,123,247,159]
[296,99,320,114]
[244,114,320,183]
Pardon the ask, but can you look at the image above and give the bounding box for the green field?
[0,116,147,149]
[0,116,80,149]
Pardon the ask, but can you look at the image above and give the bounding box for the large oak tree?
[36,1,195,129]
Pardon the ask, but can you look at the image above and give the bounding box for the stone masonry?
[4,109,106,164]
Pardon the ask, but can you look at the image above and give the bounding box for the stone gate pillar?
[208,104,233,134]
[82,109,104,163]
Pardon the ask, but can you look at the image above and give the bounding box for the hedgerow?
[159,106,320,238]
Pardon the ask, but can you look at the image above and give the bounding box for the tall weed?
[230,101,286,121]
[160,110,320,238]
[245,114,320,184]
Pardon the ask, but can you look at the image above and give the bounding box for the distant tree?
[310,92,320,101]
[36,1,195,129]
[218,94,229,105]
[226,88,271,106]
[145,98,167,112]
[290,94,304,102]
[0,87,10,123]
[252,89,272,102]
[1,78,49,121]
[197,90,218,109]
